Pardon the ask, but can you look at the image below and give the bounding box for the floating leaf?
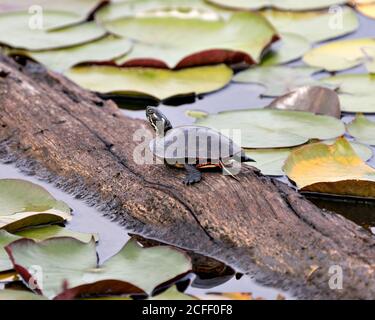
[96,0,221,22]
[267,86,341,118]
[283,138,375,198]
[233,66,322,97]
[0,230,20,272]
[150,286,196,300]
[0,289,47,300]
[0,179,71,232]
[347,114,375,145]
[104,12,278,68]
[0,13,106,50]
[362,47,375,73]
[303,38,375,72]
[206,0,347,11]
[15,225,97,243]
[356,2,375,19]
[261,32,310,66]
[12,36,132,72]
[0,0,106,29]
[245,140,371,176]
[320,74,375,113]
[65,64,233,101]
[194,109,345,148]
[262,7,358,44]
[244,148,292,176]
[6,238,191,299]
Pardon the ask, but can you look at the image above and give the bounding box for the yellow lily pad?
[357,2,375,19]
[65,64,233,101]
[283,138,375,198]
[245,140,372,176]
[347,114,375,145]
[303,38,375,72]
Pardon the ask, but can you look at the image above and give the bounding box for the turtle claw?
[183,164,202,185]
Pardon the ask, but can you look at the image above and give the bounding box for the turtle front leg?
[183,164,202,185]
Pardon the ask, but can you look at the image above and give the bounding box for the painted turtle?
[146,106,255,185]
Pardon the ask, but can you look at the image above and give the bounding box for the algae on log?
[0,55,374,299]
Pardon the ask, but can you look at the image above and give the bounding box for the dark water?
[1,11,375,299]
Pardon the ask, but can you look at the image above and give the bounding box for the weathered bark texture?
[0,55,374,299]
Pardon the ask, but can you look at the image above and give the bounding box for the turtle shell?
[150,125,242,165]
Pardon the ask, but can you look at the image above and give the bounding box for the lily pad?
[0,179,71,232]
[13,36,132,72]
[245,140,371,176]
[356,2,375,19]
[65,64,233,101]
[0,230,20,272]
[283,138,375,198]
[261,32,311,66]
[261,7,358,44]
[104,12,278,68]
[206,0,347,11]
[347,114,375,145]
[6,238,191,299]
[303,38,375,72]
[0,289,47,300]
[96,0,221,22]
[0,0,106,30]
[0,12,106,50]
[320,74,375,113]
[267,86,341,118]
[15,225,98,243]
[194,109,345,148]
[233,66,322,97]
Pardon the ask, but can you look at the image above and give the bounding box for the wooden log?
[0,55,374,299]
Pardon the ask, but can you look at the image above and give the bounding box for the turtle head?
[146,106,172,136]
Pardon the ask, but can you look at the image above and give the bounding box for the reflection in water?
[307,195,375,231]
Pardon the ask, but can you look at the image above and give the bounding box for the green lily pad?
[0,12,106,50]
[303,38,375,72]
[347,114,375,145]
[233,66,322,97]
[150,286,196,300]
[261,32,310,66]
[15,225,98,243]
[194,109,345,148]
[261,7,358,43]
[206,0,347,11]
[96,0,221,22]
[0,230,21,272]
[12,36,132,72]
[244,140,371,176]
[104,12,278,68]
[0,179,71,232]
[6,238,192,299]
[0,289,47,300]
[320,74,375,113]
[65,64,233,101]
[0,0,105,30]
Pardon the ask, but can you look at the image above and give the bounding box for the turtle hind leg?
[183,164,202,185]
